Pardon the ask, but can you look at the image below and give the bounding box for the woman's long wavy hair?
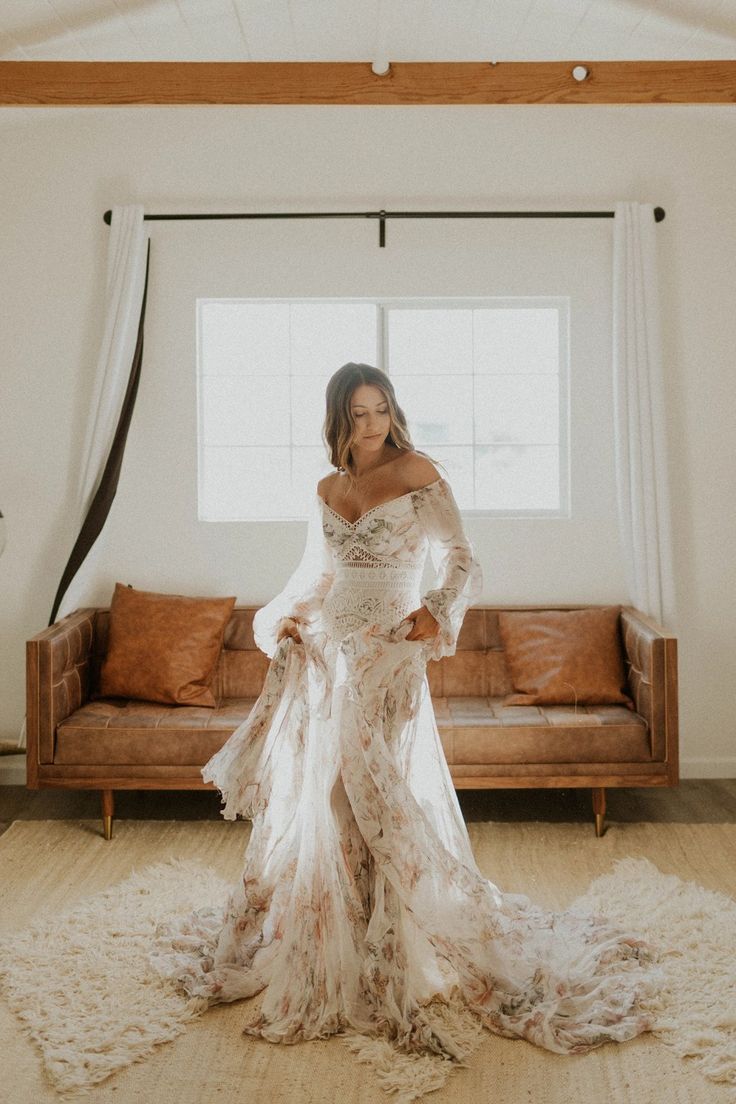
[323,362,442,493]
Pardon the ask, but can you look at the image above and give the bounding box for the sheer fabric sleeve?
[414,478,483,662]
[252,491,336,659]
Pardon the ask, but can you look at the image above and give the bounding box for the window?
[198,297,568,520]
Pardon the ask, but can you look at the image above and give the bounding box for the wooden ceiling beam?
[0,60,735,106]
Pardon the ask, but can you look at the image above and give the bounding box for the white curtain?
[612,201,676,628]
[76,205,149,519]
[17,204,149,749]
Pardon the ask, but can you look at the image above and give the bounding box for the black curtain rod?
[103,205,665,248]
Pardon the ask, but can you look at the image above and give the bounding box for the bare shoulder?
[317,472,339,500]
[400,450,444,491]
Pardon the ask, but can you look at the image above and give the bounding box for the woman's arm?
[411,473,483,661]
[252,486,336,658]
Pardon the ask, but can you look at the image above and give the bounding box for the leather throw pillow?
[497,606,635,709]
[99,582,236,708]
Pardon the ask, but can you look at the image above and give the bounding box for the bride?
[149,361,666,1090]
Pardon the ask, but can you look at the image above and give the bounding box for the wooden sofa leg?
[592,787,606,837]
[101,789,114,840]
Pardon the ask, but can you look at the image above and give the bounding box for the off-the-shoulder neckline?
[318,476,445,528]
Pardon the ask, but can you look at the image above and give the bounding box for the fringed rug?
[0,820,735,1103]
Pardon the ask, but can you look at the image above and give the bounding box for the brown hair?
[322,362,442,493]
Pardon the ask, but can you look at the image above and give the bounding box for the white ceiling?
[0,0,735,62]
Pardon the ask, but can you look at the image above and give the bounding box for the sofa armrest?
[26,607,97,776]
[620,606,678,767]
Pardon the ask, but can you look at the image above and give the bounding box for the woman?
[150,362,666,1094]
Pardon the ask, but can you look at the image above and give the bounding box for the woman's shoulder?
[399,449,444,491]
[317,472,338,501]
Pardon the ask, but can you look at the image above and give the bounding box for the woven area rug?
[1,818,735,1104]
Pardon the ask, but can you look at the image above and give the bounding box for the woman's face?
[349,383,391,451]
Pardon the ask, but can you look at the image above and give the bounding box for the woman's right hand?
[276,616,303,644]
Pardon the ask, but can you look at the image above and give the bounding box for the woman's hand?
[401,605,441,642]
[276,616,303,644]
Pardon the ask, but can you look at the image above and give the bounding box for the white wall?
[1,104,734,777]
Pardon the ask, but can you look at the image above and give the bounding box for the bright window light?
[197,298,567,520]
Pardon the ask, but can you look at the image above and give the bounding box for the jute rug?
[1,818,735,1104]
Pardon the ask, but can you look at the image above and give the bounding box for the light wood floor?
[1,778,735,840]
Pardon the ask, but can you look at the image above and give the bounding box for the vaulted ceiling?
[1,0,735,62]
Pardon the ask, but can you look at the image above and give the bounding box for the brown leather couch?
[25,603,678,841]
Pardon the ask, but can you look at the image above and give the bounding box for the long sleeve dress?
[148,475,666,1088]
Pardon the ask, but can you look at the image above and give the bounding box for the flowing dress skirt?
[148,617,666,1065]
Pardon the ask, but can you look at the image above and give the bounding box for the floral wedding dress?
[149,475,666,1088]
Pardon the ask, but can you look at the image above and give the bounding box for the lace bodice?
[252,475,482,662]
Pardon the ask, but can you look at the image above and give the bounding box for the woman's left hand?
[401,605,441,642]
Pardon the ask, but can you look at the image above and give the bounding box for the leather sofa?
[25,603,678,841]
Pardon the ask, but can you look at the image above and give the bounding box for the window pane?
[475,445,560,510]
[200,302,290,376]
[388,308,472,374]
[474,308,559,374]
[475,375,559,445]
[289,303,377,374]
[292,446,335,502]
[399,375,473,446]
[202,375,289,446]
[201,446,334,520]
[291,375,332,446]
[199,301,377,518]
